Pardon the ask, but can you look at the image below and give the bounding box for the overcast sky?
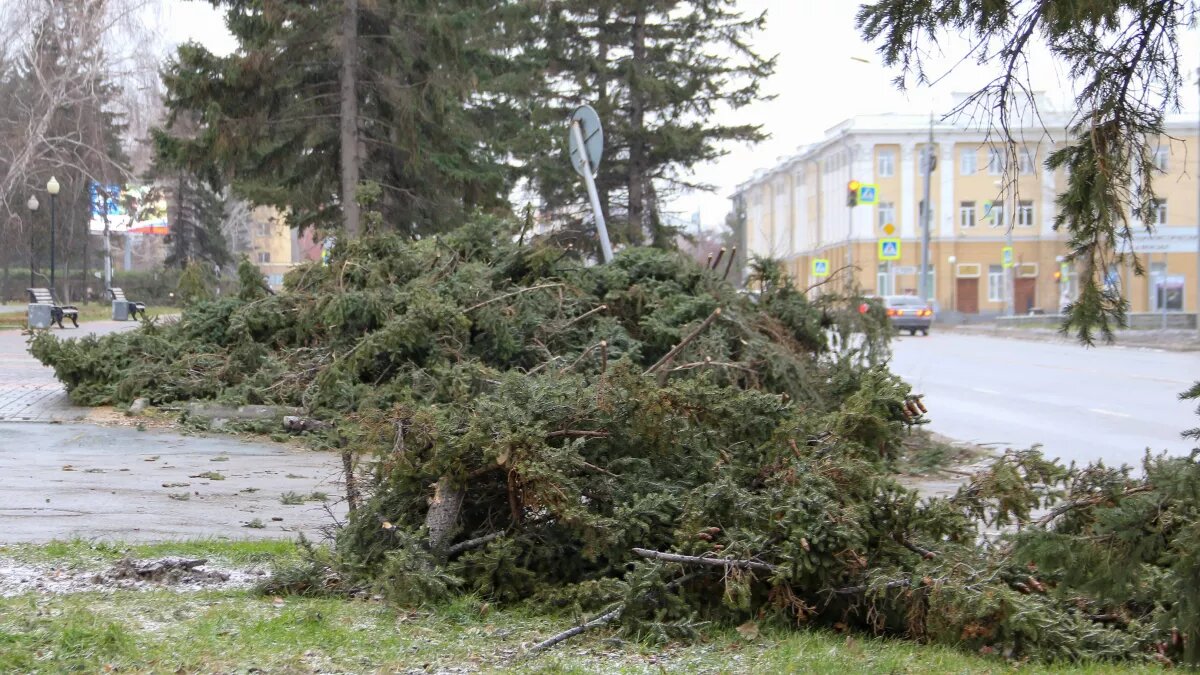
[159,1,1200,232]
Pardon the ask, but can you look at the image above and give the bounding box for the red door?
[1014,278,1037,315]
[956,278,979,314]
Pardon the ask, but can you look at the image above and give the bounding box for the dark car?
[884,295,933,336]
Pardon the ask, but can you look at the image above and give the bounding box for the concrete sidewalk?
[0,321,139,422]
[945,324,1200,352]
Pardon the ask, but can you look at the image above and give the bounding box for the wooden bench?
[26,288,79,328]
[109,287,146,321]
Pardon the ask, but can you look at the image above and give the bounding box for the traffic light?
[847,180,860,207]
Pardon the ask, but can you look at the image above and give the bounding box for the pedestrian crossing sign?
[812,258,830,277]
[857,184,878,204]
[878,238,901,261]
[1001,246,1014,268]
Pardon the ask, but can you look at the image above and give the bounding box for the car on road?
[883,295,933,336]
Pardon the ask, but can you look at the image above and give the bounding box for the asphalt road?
[890,333,1197,468]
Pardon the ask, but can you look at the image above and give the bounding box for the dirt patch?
[0,556,264,597]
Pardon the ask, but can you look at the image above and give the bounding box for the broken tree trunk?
[426,475,465,557]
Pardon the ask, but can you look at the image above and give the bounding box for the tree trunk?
[595,10,613,228]
[425,475,465,557]
[625,7,647,246]
[340,0,361,240]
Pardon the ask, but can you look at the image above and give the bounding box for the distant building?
[245,208,322,289]
[731,108,1199,318]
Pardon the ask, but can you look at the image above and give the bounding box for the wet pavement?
[0,321,136,422]
[0,322,346,543]
[0,423,344,543]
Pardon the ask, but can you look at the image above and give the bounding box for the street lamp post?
[46,176,60,295]
[27,195,39,288]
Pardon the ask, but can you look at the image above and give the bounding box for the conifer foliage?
[29,218,1200,666]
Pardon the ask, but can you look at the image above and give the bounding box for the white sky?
[160,0,1200,232]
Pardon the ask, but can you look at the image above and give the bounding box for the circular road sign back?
[568,105,604,178]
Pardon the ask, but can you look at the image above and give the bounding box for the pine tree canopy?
[158,0,521,236]
[857,0,1198,344]
[523,0,774,250]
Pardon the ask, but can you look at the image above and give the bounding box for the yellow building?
[731,111,1200,320]
[246,207,302,289]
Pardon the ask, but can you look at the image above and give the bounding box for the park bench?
[26,288,79,328]
[109,287,146,321]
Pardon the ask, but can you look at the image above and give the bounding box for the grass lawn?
[0,540,1163,674]
[0,303,172,330]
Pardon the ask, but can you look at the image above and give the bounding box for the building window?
[988,148,1004,175]
[1017,200,1034,227]
[988,203,1005,228]
[877,263,893,296]
[257,251,271,264]
[257,222,271,237]
[960,148,977,175]
[960,201,976,228]
[1151,262,1184,311]
[1018,148,1035,175]
[1152,199,1167,225]
[877,150,895,178]
[877,201,895,230]
[1153,147,1169,172]
[988,265,1004,302]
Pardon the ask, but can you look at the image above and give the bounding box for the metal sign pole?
[570,119,613,264]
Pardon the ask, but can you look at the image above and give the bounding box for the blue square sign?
[878,238,901,261]
[857,184,878,204]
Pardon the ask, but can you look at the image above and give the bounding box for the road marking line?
[971,387,1000,395]
[1089,408,1131,418]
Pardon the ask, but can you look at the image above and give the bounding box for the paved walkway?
[0,321,138,422]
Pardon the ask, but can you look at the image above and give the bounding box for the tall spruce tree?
[524,1,773,250]
[157,0,526,238]
[155,114,231,271]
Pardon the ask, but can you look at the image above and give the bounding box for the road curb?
[942,325,1200,352]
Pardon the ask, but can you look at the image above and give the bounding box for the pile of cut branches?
[30,217,1200,666]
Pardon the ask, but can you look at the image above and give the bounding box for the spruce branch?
[465,283,564,312]
[632,547,777,573]
[1033,485,1154,528]
[644,308,722,375]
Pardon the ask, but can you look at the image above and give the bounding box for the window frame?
[877,201,895,230]
[877,149,895,178]
[989,203,1006,228]
[959,201,976,228]
[1153,147,1169,172]
[987,265,1005,302]
[959,148,977,175]
[987,148,1003,175]
[1016,200,1034,227]
[256,251,271,264]
[1153,199,1167,225]
[1018,148,1035,175]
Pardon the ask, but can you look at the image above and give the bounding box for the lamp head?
[27,195,38,211]
[46,176,60,195]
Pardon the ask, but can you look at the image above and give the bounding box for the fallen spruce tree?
[30,217,1200,666]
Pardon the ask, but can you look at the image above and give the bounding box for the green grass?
[0,590,1163,674]
[0,538,301,569]
[0,540,1164,673]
